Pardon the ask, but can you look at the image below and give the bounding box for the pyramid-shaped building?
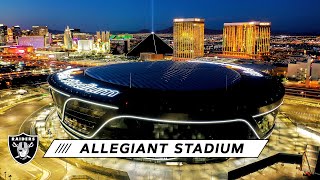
[126,33,173,57]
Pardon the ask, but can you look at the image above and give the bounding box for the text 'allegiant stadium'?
[44,140,268,158]
[57,68,119,97]
[79,142,244,154]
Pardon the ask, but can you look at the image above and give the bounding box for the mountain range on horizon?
[49,26,320,36]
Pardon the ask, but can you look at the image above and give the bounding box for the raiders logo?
[8,133,39,164]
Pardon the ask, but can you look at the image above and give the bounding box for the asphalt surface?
[0,97,52,179]
[281,95,320,125]
[0,95,117,180]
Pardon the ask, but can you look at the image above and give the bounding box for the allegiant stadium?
[48,60,284,163]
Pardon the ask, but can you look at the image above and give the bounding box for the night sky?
[1,0,320,33]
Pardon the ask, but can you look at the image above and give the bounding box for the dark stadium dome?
[85,61,241,91]
[48,60,284,162]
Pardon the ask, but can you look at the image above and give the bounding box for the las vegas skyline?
[1,0,320,33]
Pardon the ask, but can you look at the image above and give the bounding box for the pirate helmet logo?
[8,133,39,164]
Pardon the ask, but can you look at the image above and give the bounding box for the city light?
[0,1,320,179]
[173,18,204,60]
[223,21,271,59]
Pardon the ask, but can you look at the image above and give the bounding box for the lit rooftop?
[224,21,271,26]
[173,18,205,23]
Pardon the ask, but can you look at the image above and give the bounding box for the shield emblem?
[8,133,39,164]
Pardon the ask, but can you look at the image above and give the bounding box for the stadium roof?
[126,33,173,57]
[49,61,285,112]
[85,61,242,91]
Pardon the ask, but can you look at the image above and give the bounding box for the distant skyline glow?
[0,0,320,33]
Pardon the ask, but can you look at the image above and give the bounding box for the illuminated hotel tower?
[7,28,13,43]
[96,31,110,43]
[64,26,73,50]
[101,31,106,42]
[32,26,48,36]
[0,24,7,45]
[96,31,101,42]
[173,18,204,60]
[95,31,110,53]
[222,21,271,60]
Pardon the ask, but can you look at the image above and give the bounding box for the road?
[285,86,320,99]
[281,95,320,125]
[0,96,118,180]
[0,97,52,179]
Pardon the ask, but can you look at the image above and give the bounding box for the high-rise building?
[0,24,7,45]
[101,31,106,42]
[32,25,51,46]
[64,26,73,50]
[95,31,110,53]
[32,26,48,36]
[13,26,21,34]
[102,31,110,42]
[72,33,87,40]
[106,32,110,42]
[78,40,94,52]
[72,32,89,49]
[12,25,22,42]
[222,21,271,60]
[22,29,32,36]
[96,31,110,43]
[6,28,13,43]
[45,33,52,46]
[96,31,101,42]
[173,18,204,60]
[70,28,81,33]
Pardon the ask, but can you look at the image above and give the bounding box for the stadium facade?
[48,61,284,163]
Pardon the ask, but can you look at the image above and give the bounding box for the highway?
[285,86,320,99]
[0,69,52,81]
